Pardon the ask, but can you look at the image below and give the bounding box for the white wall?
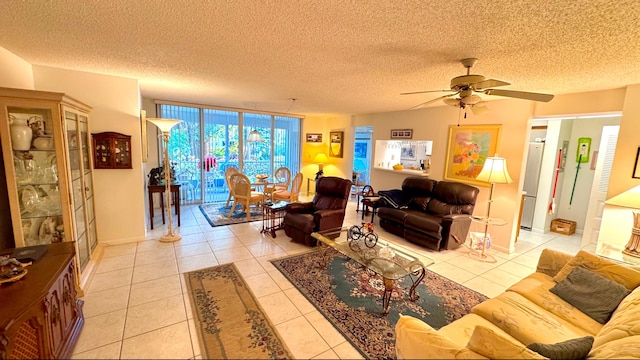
[33,66,146,244]
[0,47,34,89]
[554,117,621,232]
[354,99,533,253]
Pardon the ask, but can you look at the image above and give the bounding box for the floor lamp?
[147,118,183,243]
[473,154,512,262]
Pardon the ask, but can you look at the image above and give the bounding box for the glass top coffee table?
[311,226,434,314]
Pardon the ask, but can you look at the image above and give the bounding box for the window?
[157,103,301,204]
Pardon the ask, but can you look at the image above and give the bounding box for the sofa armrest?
[536,248,574,277]
[442,214,473,245]
[285,201,314,214]
[395,315,486,359]
[314,209,346,230]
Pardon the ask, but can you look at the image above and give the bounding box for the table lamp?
[473,154,512,262]
[605,185,640,258]
[147,118,183,242]
[314,153,329,179]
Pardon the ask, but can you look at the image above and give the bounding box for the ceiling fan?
[402,58,554,114]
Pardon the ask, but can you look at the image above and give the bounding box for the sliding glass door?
[157,103,301,204]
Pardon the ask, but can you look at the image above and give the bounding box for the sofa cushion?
[588,335,640,359]
[438,313,520,347]
[507,272,602,335]
[377,207,409,223]
[527,336,593,360]
[426,181,478,216]
[395,315,486,359]
[408,197,431,211]
[535,249,574,277]
[550,267,631,324]
[471,291,593,345]
[404,213,442,235]
[591,285,640,350]
[553,250,640,290]
[468,326,547,359]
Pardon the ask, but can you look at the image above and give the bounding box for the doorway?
[353,126,373,185]
[519,114,621,237]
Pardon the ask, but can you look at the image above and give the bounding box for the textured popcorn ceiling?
[1,0,639,115]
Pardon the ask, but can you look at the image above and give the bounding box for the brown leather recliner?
[283,176,352,246]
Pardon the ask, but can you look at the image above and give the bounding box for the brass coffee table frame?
[311,227,432,315]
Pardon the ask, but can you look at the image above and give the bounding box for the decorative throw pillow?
[466,326,546,359]
[553,250,640,290]
[527,336,594,360]
[550,266,631,323]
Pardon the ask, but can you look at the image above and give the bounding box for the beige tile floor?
[71,197,593,359]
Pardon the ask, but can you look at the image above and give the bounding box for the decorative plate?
[0,267,27,284]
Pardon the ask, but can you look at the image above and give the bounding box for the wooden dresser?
[0,242,84,359]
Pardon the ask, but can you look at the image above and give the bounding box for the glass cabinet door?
[65,111,89,268]
[79,115,98,253]
[7,106,65,246]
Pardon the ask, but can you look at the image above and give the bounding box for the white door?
[582,126,619,246]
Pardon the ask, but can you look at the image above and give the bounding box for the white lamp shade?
[147,118,182,132]
[476,155,513,184]
[606,185,640,209]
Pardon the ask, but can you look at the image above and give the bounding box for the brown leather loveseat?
[377,176,479,251]
[283,176,352,246]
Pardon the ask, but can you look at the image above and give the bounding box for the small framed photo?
[391,129,413,139]
[306,133,323,143]
[633,147,640,179]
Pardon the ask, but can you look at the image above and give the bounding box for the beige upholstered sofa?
[395,249,640,359]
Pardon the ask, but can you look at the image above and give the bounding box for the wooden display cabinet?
[92,131,132,169]
[0,87,98,274]
[0,242,84,359]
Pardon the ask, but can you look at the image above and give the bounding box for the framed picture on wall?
[306,133,323,143]
[400,144,417,160]
[444,124,502,187]
[391,129,412,139]
[329,131,343,158]
[633,147,640,179]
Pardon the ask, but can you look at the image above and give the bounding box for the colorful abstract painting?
[444,125,502,186]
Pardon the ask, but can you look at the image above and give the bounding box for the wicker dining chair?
[272,172,303,203]
[265,166,291,200]
[223,166,239,207]
[227,173,264,219]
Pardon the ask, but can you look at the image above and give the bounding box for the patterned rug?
[271,247,488,359]
[184,263,291,359]
[199,202,262,227]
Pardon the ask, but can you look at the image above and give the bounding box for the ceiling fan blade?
[473,79,510,90]
[401,89,452,95]
[483,89,554,102]
[471,102,490,115]
[410,93,458,110]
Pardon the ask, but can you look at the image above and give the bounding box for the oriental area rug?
[184,263,291,359]
[271,247,488,359]
[199,203,262,227]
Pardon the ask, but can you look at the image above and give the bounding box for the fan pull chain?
[457,106,467,126]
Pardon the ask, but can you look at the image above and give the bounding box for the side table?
[468,215,507,263]
[148,184,181,230]
[361,196,381,222]
[261,201,289,238]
